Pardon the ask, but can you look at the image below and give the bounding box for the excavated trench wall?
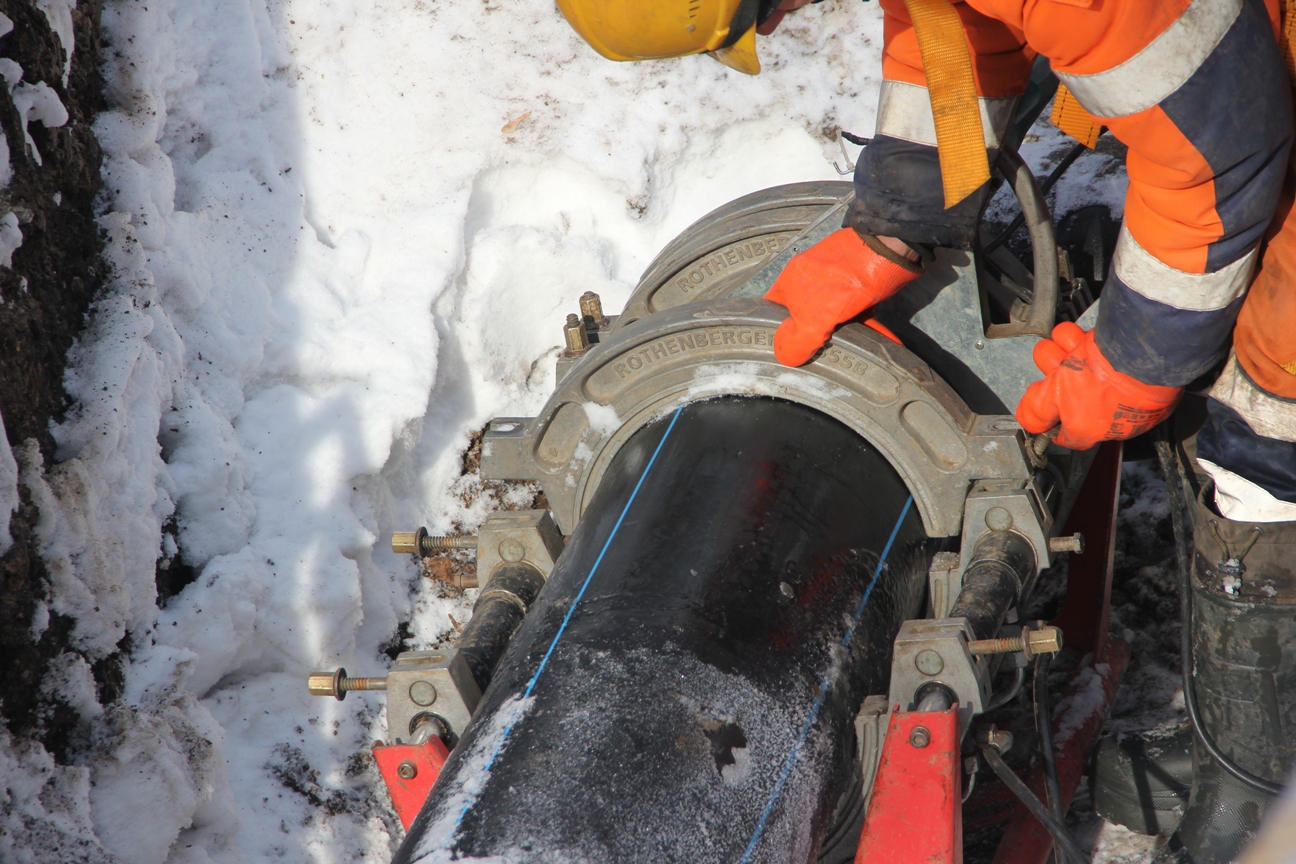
[0,0,110,757]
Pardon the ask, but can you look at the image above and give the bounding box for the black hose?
[985,663,1026,712]
[1033,654,1066,828]
[984,141,1090,255]
[1154,434,1284,796]
[981,744,1088,864]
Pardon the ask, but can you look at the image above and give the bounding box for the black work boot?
[1161,492,1296,864]
[1092,722,1193,837]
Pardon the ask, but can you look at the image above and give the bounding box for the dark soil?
[0,0,111,758]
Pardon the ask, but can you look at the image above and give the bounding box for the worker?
[555,0,1296,861]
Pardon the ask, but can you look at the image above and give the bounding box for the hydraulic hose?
[1154,434,1284,797]
[1033,654,1066,831]
[982,744,1087,864]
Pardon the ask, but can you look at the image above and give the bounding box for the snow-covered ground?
[0,1,1163,862]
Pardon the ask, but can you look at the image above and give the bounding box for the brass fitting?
[967,624,1063,659]
[391,527,477,557]
[307,668,388,701]
[579,291,609,329]
[563,313,589,353]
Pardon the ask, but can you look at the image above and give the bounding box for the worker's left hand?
[1016,322,1182,450]
[764,228,922,366]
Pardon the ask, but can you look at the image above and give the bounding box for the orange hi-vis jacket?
[846,0,1296,419]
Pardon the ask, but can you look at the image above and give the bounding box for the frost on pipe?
[396,397,931,864]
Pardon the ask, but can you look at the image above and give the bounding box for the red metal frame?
[990,440,1128,864]
[856,708,963,864]
[372,737,450,830]
[857,442,1127,864]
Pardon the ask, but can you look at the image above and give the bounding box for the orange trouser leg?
[1236,151,1296,400]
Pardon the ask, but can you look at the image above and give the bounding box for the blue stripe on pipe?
[446,405,685,845]
[739,494,915,864]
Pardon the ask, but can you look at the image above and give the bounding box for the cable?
[981,744,1088,864]
[1033,654,1066,829]
[1154,432,1284,797]
[984,663,1026,711]
[983,141,1089,255]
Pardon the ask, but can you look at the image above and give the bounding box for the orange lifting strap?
[903,0,990,208]
[1050,84,1103,148]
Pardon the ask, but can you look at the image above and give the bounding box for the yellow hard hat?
[556,0,764,74]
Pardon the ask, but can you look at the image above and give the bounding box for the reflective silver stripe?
[1112,227,1255,311]
[1209,353,1296,443]
[1055,0,1240,119]
[875,81,1016,149]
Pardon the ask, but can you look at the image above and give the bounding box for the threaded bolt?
[563,313,589,352]
[579,291,609,328]
[968,636,1024,656]
[968,625,1063,659]
[397,761,418,780]
[909,726,931,748]
[391,527,476,557]
[419,534,476,555]
[306,668,388,701]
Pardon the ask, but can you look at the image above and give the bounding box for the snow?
[0,409,17,555]
[10,80,67,165]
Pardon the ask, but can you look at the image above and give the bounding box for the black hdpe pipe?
[394,396,931,864]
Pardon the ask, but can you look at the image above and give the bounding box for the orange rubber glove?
[1016,322,1182,450]
[764,229,922,366]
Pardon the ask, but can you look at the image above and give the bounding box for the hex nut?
[391,530,422,555]
[397,761,418,780]
[1024,625,1063,657]
[909,726,931,748]
[307,669,345,700]
[915,649,945,676]
[409,680,438,707]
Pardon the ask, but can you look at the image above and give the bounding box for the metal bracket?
[475,510,565,587]
[371,737,449,830]
[856,707,962,864]
[385,650,482,745]
[481,297,1034,537]
[855,694,892,813]
[958,480,1055,581]
[928,552,961,619]
[888,617,988,735]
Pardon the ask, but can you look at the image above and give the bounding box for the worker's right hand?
[1016,322,1182,450]
[764,228,922,366]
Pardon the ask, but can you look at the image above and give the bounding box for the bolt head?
[909,726,931,748]
[985,507,1014,532]
[397,761,418,780]
[498,538,526,563]
[307,669,345,700]
[1024,626,1063,657]
[391,530,422,555]
[409,680,438,707]
[914,649,945,676]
